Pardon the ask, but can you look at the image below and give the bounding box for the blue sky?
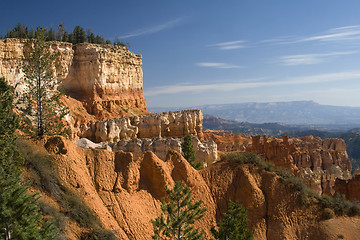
[2,1,360,108]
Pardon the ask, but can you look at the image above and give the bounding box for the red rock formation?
[334,175,360,202]
[203,131,251,154]
[247,135,351,173]
[247,135,296,170]
[21,136,360,239]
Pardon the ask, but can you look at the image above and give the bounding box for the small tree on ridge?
[152,181,207,240]
[181,134,202,170]
[211,200,253,240]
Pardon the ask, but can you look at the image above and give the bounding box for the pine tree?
[22,29,69,137]
[181,134,202,170]
[72,25,86,44]
[211,200,253,240]
[47,27,56,41]
[0,77,57,239]
[62,30,69,42]
[152,181,207,240]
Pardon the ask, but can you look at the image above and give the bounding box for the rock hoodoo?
[75,135,218,167]
[82,110,204,142]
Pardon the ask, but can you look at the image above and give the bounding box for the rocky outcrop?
[38,136,216,239]
[75,136,218,167]
[26,136,360,240]
[0,38,147,120]
[248,135,351,173]
[247,135,353,195]
[203,131,250,153]
[82,110,204,142]
[334,175,360,202]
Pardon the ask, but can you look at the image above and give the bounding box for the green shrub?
[348,204,360,216]
[337,234,344,239]
[322,208,335,220]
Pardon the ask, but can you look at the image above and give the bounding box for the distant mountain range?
[149,101,360,131]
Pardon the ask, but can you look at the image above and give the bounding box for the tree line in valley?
[1,22,129,47]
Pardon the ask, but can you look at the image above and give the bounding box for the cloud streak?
[278,51,356,66]
[118,17,188,39]
[196,62,244,69]
[207,40,246,50]
[263,25,360,45]
[300,25,360,42]
[144,71,360,96]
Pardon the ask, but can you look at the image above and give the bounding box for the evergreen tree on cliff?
[211,200,253,240]
[181,134,202,170]
[152,181,207,240]
[72,25,86,44]
[22,28,69,137]
[0,77,57,239]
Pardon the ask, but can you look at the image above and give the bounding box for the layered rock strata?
[82,110,204,142]
[0,38,147,119]
[63,43,147,118]
[75,135,218,166]
[0,38,73,94]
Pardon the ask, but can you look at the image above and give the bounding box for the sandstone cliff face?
[82,110,204,142]
[0,38,73,93]
[62,43,147,119]
[0,38,147,120]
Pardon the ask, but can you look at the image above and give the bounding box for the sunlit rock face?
[0,38,73,94]
[62,43,147,118]
[82,110,204,142]
[0,39,147,119]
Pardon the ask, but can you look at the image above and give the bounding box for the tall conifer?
[0,77,57,239]
[22,29,69,137]
[152,181,206,240]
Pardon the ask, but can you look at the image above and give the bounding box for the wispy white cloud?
[300,25,360,42]
[196,62,244,69]
[263,25,360,45]
[278,51,356,66]
[207,40,246,50]
[118,16,188,39]
[144,71,360,96]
